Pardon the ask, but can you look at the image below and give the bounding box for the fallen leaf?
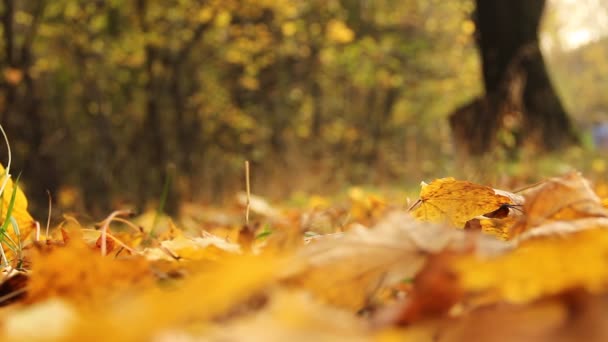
[3,299,76,341]
[515,217,608,242]
[26,238,153,305]
[411,178,518,228]
[349,187,388,223]
[236,192,286,223]
[0,271,27,306]
[70,255,279,342]
[158,233,241,260]
[452,228,608,305]
[393,251,464,324]
[466,213,521,240]
[95,234,115,254]
[439,296,569,342]
[0,164,37,263]
[439,290,608,342]
[511,172,607,237]
[205,290,369,342]
[285,212,510,311]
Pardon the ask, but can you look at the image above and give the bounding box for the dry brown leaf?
[439,295,570,342]
[156,233,241,261]
[514,217,608,242]
[392,251,464,324]
[205,290,369,342]
[411,178,519,228]
[511,172,608,238]
[0,271,27,306]
[379,291,608,342]
[439,290,608,342]
[236,192,287,224]
[285,212,510,311]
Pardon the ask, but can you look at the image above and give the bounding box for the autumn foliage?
[0,166,608,341]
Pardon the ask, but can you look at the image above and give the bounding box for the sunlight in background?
[541,0,608,140]
[545,0,608,51]
[563,29,593,49]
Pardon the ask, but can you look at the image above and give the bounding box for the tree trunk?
[0,0,54,217]
[142,45,178,215]
[450,0,577,154]
[134,0,178,215]
[1,0,17,126]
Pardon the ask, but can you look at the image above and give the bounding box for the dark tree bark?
[133,0,178,215]
[450,0,578,154]
[171,21,209,174]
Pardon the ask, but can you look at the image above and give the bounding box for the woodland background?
[0,0,607,217]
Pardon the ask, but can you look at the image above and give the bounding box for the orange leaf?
[394,252,464,324]
[27,238,153,305]
[95,234,115,254]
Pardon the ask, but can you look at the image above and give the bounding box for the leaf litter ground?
[2,171,608,341]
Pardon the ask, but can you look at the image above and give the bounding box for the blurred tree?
[0,1,58,209]
[0,0,482,216]
[450,0,578,154]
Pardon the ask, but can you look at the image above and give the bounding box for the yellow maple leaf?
[410,178,515,228]
[0,163,36,259]
[466,215,518,240]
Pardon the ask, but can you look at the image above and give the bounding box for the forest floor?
[2,163,608,341]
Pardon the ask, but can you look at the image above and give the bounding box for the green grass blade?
[0,174,21,256]
[151,164,175,236]
[0,174,20,235]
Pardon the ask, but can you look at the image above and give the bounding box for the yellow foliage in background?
[326,19,355,43]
